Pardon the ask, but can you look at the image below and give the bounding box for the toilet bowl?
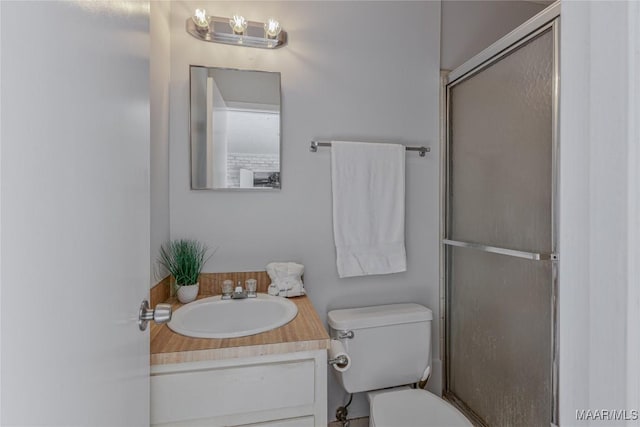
[327,303,471,427]
[368,388,472,427]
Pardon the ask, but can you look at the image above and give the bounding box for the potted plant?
[158,239,212,303]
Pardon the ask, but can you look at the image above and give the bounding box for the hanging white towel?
[331,141,407,278]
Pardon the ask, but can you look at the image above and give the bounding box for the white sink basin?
[168,293,298,339]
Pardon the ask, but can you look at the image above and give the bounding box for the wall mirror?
[190,66,281,190]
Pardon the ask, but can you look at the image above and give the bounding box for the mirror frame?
[189,65,282,191]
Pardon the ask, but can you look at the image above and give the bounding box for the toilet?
[328,303,472,427]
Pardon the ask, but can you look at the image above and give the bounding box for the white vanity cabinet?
[151,349,327,427]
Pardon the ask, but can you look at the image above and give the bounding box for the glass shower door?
[445,21,558,427]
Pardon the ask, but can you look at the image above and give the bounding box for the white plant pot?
[177,282,199,304]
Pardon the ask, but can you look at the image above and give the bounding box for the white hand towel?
[331,141,407,278]
[266,262,306,297]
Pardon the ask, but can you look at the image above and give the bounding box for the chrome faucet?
[226,280,258,299]
[231,282,247,299]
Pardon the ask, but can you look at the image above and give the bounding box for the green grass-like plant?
[158,239,212,286]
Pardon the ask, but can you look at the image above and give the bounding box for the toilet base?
[368,387,472,427]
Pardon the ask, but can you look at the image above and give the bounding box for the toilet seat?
[370,388,472,427]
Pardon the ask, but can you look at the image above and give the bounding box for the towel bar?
[310,140,430,157]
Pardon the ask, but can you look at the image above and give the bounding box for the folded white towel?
[266,262,306,297]
[331,141,407,278]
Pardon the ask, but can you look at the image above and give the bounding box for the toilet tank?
[328,303,432,394]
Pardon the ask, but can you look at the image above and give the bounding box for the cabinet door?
[152,359,315,424]
[151,350,327,427]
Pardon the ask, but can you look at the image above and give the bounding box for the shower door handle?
[443,239,558,261]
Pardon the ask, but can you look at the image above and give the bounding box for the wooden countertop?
[151,295,330,366]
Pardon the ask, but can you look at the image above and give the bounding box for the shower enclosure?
[444,9,559,427]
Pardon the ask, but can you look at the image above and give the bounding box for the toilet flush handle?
[338,330,354,339]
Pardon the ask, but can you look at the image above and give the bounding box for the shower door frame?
[441,6,560,427]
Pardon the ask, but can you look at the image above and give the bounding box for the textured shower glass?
[448,247,552,426]
[449,29,554,254]
[446,26,555,427]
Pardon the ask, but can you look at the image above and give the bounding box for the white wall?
[440,0,546,71]
[150,0,171,286]
[169,1,441,419]
[559,1,640,425]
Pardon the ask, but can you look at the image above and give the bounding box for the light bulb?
[264,18,281,38]
[192,9,209,29]
[229,14,248,34]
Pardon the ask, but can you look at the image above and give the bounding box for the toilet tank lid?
[328,303,433,331]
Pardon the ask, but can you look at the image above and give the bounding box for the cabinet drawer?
[151,359,315,424]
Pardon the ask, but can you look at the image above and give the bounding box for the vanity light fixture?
[229,14,248,35]
[192,9,210,32]
[186,10,287,49]
[264,18,282,39]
